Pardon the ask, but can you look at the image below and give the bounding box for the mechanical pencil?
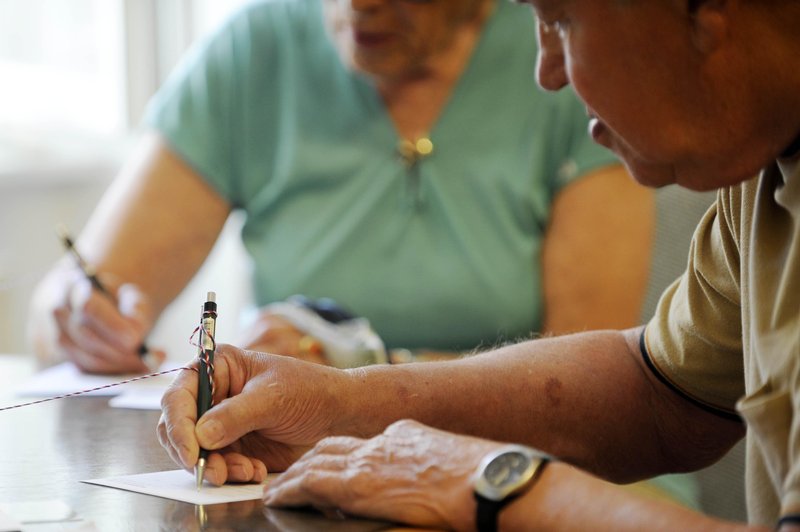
[196,291,217,490]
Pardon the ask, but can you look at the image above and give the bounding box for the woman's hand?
[28,265,164,374]
[237,309,327,365]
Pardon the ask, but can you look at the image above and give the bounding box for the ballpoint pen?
[196,291,217,490]
[56,223,149,358]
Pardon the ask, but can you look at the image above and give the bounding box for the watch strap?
[474,492,504,532]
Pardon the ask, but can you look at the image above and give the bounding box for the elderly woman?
[30,0,650,369]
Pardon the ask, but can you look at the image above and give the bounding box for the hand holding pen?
[49,224,164,374]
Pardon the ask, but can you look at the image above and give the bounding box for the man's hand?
[157,344,350,485]
[263,419,763,532]
[263,419,501,531]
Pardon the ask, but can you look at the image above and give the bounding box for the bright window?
[0,0,126,135]
[0,0,251,138]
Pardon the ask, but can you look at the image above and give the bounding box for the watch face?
[484,451,531,488]
[474,446,544,501]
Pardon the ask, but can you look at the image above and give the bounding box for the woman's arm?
[542,164,655,334]
[28,132,231,372]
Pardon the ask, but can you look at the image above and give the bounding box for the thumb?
[195,392,261,450]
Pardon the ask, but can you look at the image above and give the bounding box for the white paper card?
[108,388,164,410]
[82,470,272,505]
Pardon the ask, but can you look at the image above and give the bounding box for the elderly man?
[158,0,800,530]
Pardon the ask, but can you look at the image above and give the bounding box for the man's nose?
[535,24,569,91]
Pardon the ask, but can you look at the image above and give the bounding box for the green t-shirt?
[145,0,617,351]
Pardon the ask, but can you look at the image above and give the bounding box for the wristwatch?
[473,444,550,532]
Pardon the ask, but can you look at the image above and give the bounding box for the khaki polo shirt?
[644,159,800,525]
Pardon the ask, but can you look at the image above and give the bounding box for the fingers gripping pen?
[196,291,217,490]
[56,223,151,360]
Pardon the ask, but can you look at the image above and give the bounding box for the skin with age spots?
[544,377,563,407]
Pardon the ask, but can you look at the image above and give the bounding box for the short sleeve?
[145,0,314,208]
[143,10,246,202]
[644,188,746,415]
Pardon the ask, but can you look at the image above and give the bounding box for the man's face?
[324,0,487,82]
[522,0,760,191]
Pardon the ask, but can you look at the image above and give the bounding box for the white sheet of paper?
[0,508,21,532]
[15,362,183,398]
[108,388,164,410]
[82,470,272,505]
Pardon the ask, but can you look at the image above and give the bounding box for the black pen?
[196,291,217,490]
[56,223,149,358]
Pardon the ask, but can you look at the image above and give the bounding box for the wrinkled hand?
[263,419,502,531]
[237,309,327,365]
[29,266,164,374]
[157,344,350,485]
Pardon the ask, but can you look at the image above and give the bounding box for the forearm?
[26,133,231,370]
[343,327,741,481]
[502,462,761,532]
[78,133,230,316]
[541,165,654,335]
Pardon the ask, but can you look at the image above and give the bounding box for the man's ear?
[690,0,730,54]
